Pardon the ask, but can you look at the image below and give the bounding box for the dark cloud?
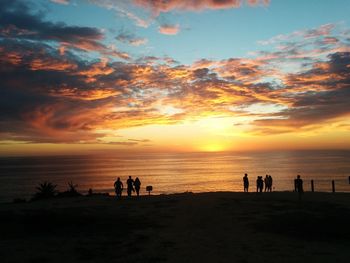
[0,1,100,44]
[0,37,124,143]
[0,0,129,59]
[327,52,350,75]
[253,52,350,133]
[116,30,147,46]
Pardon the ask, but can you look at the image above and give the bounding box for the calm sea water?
[0,150,349,202]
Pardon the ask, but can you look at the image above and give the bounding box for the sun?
[200,143,227,152]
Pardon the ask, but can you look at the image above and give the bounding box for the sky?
[1,0,350,155]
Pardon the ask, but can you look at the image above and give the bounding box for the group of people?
[114,176,141,198]
[113,173,304,197]
[294,175,303,193]
[243,173,274,193]
[244,173,304,193]
[264,175,273,192]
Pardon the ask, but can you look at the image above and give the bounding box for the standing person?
[256,176,264,192]
[243,173,249,192]
[264,175,269,192]
[268,175,273,192]
[295,175,303,193]
[126,176,135,197]
[114,177,123,199]
[134,177,141,197]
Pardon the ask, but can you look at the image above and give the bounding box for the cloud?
[88,0,269,30]
[127,138,151,142]
[303,24,335,39]
[251,51,350,134]
[158,24,180,35]
[50,0,70,4]
[2,38,350,141]
[88,0,152,27]
[132,0,269,16]
[105,141,138,146]
[115,6,151,28]
[258,23,337,47]
[116,30,148,46]
[1,9,350,144]
[0,0,129,60]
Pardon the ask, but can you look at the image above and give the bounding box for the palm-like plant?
[32,181,57,200]
[68,181,78,193]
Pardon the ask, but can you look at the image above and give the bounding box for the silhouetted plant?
[32,181,57,200]
[57,181,81,197]
[68,181,78,193]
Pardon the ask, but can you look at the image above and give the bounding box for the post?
[311,180,314,192]
[348,176,350,184]
[332,180,335,193]
[146,185,153,196]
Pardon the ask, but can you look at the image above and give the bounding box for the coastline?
[0,192,349,262]
[1,150,350,203]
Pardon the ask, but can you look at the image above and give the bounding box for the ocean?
[0,150,349,202]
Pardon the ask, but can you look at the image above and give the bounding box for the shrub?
[56,181,82,198]
[67,181,79,194]
[32,182,57,201]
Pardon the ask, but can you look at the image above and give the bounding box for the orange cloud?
[77,58,115,82]
[2,51,22,65]
[50,88,121,101]
[158,24,180,35]
[133,0,269,15]
[30,58,77,71]
[2,20,350,146]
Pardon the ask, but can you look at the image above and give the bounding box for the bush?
[56,181,82,198]
[32,182,57,201]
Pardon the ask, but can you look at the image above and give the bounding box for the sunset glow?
[1,0,350,155]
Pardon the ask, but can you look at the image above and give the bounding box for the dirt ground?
[0,192,349,263]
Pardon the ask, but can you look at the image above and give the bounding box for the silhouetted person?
[264,175,269,192]
[295,175,303,193]
[268,175,273,192]
[126,176,134,197]
[243,173,249,192]
[114,177,123,198]
[134,177,141,197]
[256,176,264,192]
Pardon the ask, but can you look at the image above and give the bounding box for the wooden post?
[311,180,314,192]
[332,180,335,193]
[146,185,153,196]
